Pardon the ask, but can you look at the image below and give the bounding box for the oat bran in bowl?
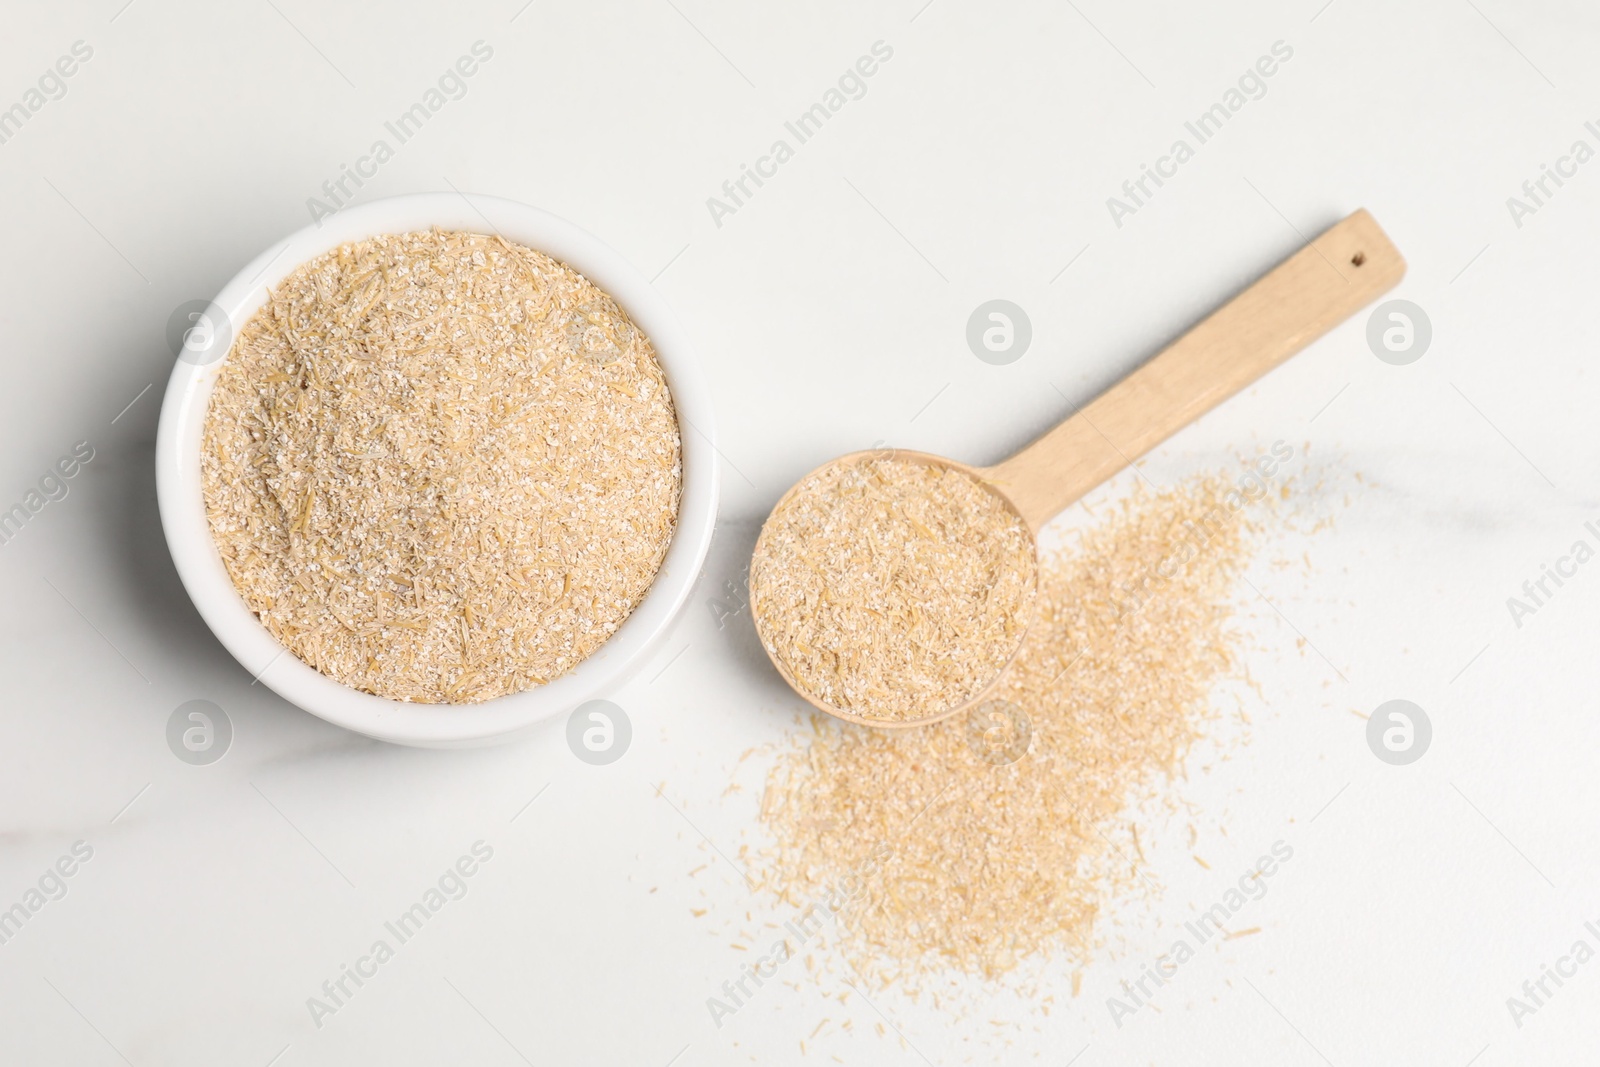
[156,194,718,747]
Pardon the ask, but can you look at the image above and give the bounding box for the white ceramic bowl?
[156,193,718,747]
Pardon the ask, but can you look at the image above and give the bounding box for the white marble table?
[2,1,1595,1063]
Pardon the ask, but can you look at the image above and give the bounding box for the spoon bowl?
[750,448,1038,729]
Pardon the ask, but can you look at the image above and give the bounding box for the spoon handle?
[984,209,1405,530]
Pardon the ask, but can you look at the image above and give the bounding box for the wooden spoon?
[751,208,1406,729]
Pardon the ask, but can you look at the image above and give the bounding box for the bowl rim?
[155,192,719,746]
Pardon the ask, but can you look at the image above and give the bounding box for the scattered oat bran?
[201,229,681,703]
[759,474,1259,985]
[749,455,1037,723]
